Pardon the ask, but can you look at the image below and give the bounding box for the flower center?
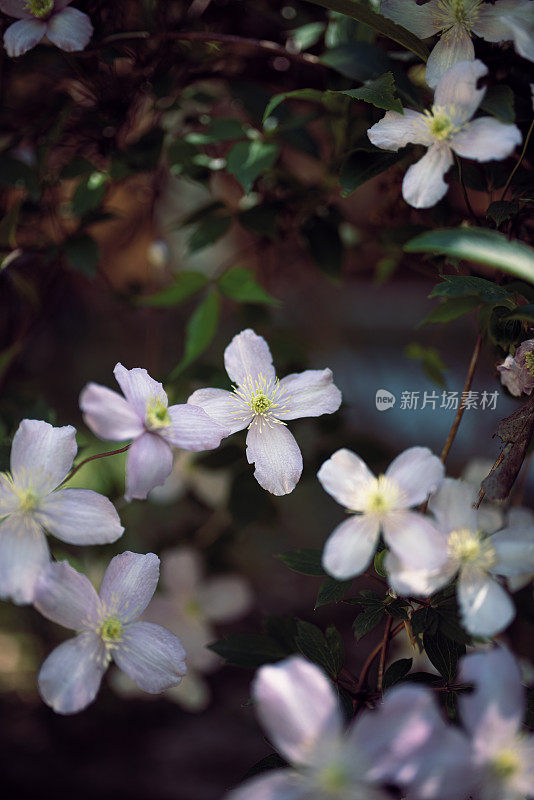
[25,0,54,18]
[17,488,39,513]
[362,475,403,515]
[145,397,171,430]
[447,528,496,569]
[317,763,350,796]
[434,0,481,29]
[232,373,291,429]
[250,391,273,415]
[524,351,534,376]
[492,748,520,779]
[100,616,124,643]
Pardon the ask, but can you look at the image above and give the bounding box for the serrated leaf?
[226,140,280,193]
[277,548,326,576]
[218,266,280,306]
[405,228,534,285]
[340,148,405,196]
[304,0,429,61]
[169,289,220,377]
[418,296,481,326]
[295,620,340,678]
[325,625,344,675]
[63,234,100,278]
[208,633,287,668]
[341,72,403,113]
[315,576,352,608]
[188,216,231,254]
[423,630,465,683]
[486,200,519,227]
[137,271,208,307]
[353,605,384,641]
[382,658,413,691]
[429,275,510,304]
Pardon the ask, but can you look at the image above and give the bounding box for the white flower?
[318,446,445,580]
[0,0,93,57]
[498,338,534,397]
[380,0,534,87]
[367,59,522,208]
[386,479,534,636]
[187,329,342,496]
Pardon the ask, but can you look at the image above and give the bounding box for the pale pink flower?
[0,0,93,57]
[498,338,534,397]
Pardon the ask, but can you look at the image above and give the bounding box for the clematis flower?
[318,446,445,580]
[79,362,230,501]
[386,479,534,636]
[458,647,534,799]
[380,0,534,88]
[367,59,522,208]
[187,329,342,495]
[0,419,123,605]
[225,655,473,800]
[0,0,93,57]
[497,338,534,397]
[33,551,187,714]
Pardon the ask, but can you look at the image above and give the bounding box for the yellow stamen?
[145,397,171,430]
[24,0,54,18]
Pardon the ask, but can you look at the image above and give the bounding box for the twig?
[62,444,130,485]
[500,118,534,201]
[356,621,404,693]
[455,155,480,226]
[440,333,483,464]
[377,615,393,693]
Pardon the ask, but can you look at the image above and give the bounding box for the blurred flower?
[188,329,342,495]
[226,655,473,800]
[368,60,522,208]
[498,339,534,397]
[80,362,230,501]
[149,451,231,509]
[0,419,123,605]
[386,479,534,636]
[0,0,93,57]
[318,446,445,579]
[380,0,534,88]
[33,552,187,714]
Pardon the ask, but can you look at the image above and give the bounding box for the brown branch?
[62,444,130,485]
[377,614,393,693]
[440,333,483,464]
[356,621,404,694]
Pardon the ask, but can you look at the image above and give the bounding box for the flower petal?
[322,514,380,579]
[245,420,302,496]
[158,403,229,450]
[317,449,375,510]
[379,0,444,38]
[79,382,144,441]
[45,6,92,52]
[367,109,433,150]
[450,117,522,161]
[0,473,19,516]
[490,526,534,577]
[38,632,106,714]
[252,656,342,766]
[385,446,444,508]
[457,569,515,637]
[199,576,253,623]
[276,369,342,421]
[35,488,124,544]
[0,514,49,605]
[402,143,454,208]
[472,0,534,61]
[187,387,251,434]
[383,511,449,570]
[0,0,32,19]
[433,58,486,120]
[3,18,46,56]
[425,29,475,89]
[33,559,101,630]
[114,621,186,693]
[99,551,160,623]
[385,551,455,597]
[428,478,478,534]
[10,419,76,494]
[226,770,304,800]
[113,362,166,419]
[125,431,173,501]
[224,329,275,387]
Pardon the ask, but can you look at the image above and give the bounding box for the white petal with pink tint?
[79,383,144,441]
[3,18,46,56]
[317,449,375,510]
[113,362,166,419]
[99,551,160,623]
[36,487,124,544]
[0,514,49,604]
[385,446,444,507]
[125,431,173,501]
[402,143,453,209]
[114,621,187,692]
[38,632,106,714]
[187,387,251,433]
[33,560,101,629]
[45,6,93,52]
[322,514,380,579]
[246,420,302,495]
[10,419,76,493]
[276,369,342,420]
[159,403,229,450]
[224,328,275,386]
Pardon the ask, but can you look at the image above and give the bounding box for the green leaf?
[63,234,100,277]
[290,21,326,50]
[340,148,405,196]
[71,172,109,217]
[60,157,96,179]
[374,549,387,577]
[502,304,534,323]
[238,205,279,238]
[429,275,510,304]
[315,576,352,608]
[480,85,515,123]
[0,154,40,200]
[208,633,287,668]
[169,289,220,377]
[353,605,384,641]
[301,211,344,276]
[185,117,247,145]
[188,216,232,254]
[295,620,341,678]
[423,630,465,683]
[405,342,447,387]
[382,658,413,691]
[418,295,481,326]
[137,271,208,307]
[226,140,280,193]
[325,625,344,676]
[277,548,326,576]
[486,200,519,227]
[218,266,280,306]
[405,228,534,285]
[263,89,326,124]
[304,0,429,61]
[340,72,403,113]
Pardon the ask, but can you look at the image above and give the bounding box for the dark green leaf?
[208,633,287,668]
[169,289,220,377]
[486,200,519,227]
[340,148,405,196]
[277,548,326,576]
[295,620,340,678]
[0,154,40,200]
[325,625,344,675]
[423,630,465,683]
[238,205,279,238]
[480,85,515,123]
[418,296,481,326]
[60,157,96,179]
[321,41,391,81]
[341,72,403,113]
[290,21,326,50]
[63,234,100,278]
[188,216,232,254]
[263,89,326,124]
[385,598,410,620]
[315,576,352,608]
[374,549,387,577]
[382,658,413,691]
[429,275,511,304]
[218,266,280,306]
[137,271,208,307]
[502,304,534,323]
[71,173,108,217]
[301,211,344,276]
[353,605,384,641]
[226,140,280,193]
[185,117,247,145]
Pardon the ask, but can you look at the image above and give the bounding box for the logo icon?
[375,389,396,411]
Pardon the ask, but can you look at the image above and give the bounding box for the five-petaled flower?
[386,478,534,636]
[498,338,534,397]
[0,419,124,605]
[318,446,445,579]
[0,0,93,57]
[33,551,187,714]
[380,0,534,88]
[187,329,342,495]
[79,363,230,501]
[367,59,522,208]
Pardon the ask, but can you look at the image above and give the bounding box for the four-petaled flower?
[318,446,445,579]
[79,362,230,501]
[381,0,534,88]
[33,551,187,714]
[187,329,342,495]
[368,60,522,208]
[0,0,93,57]
[0,419,124,605]
[498,338,534,397]
[386,478,534,636]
